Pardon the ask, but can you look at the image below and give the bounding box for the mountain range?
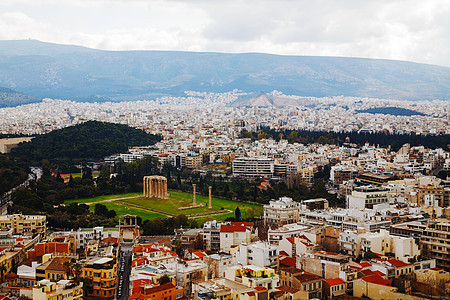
[0,39,449,103]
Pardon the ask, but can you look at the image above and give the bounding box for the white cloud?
[0,0,449,66]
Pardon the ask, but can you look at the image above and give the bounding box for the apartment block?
[0,214,46,236]
[264,197,299,227]
[232,156,274,178]
[420,220,450,270]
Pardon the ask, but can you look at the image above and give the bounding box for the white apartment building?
[346,185,389,209]
[279,235,316,257]
[232,156,274,178]
[267,223,312,245]
[76,227,119,249]
[339,230,361,257]
[202,220,221,251]
[220,223,253,253]
[234,241,278,268]
[340,229,419,261]
[264,196,300,227]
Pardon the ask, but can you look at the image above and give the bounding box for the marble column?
[192,184,196,205]
[208,186,212,209]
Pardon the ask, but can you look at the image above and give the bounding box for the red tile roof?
[192,251,206,258]
[279,257,296,267]
[387,259,411,268]
[276,286,301,293]
[324,278,345,286]
[295,272,322,283]
[145,283,176,293]
[430,267,443,271]
[231,222,254,227]
[360,269,375,276]
[220,225,248,233]
[359,262,371,268]
[362,274,391,286]
[279,250,289,256]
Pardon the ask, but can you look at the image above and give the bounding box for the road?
[116,242,133,300]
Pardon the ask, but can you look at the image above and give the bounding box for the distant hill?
[231,92,316,107]
[10,121,161,164]
[0,40,449,102]
[355,107,426,116]
[0,87,40,108]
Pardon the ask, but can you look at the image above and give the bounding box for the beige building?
[353,274,424,300]
[185,154,203,169]
[420,219,450,271]
[220,222,255,253]
[32,279,83,300]
[0,214,46,236]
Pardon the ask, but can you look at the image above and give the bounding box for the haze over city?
[1,0,450,66]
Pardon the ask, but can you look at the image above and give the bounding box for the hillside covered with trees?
[0,154,28,196]
[10,121,161,165]
[355,107,426,116]
[241,128,450,151]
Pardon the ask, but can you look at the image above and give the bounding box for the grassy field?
[65,193,141,204]
[64,190,263,222]
[89,201,169,219]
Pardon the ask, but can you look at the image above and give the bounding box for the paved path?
[115,200,175,217]
[83,196,138,205]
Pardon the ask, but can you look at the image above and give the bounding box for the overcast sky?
[1,0,449,67]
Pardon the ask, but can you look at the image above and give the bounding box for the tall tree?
[235,206,241,220]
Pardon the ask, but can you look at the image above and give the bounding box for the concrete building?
[420,219,450,271]
[202,220,221,251]
[220,222,254,253]
[267,223,312,245]
[203,253,233,279]
[234,241,278,268]
[32,279,83,300]
[279,235,316,257]
[76,227,119,250]
[346,186,389,209]
[323,278,346,300]
[232,156,274,178]
[83,257,117,299]
[0,214,46,236]
[185,154,203,169]
[225,265,279,293]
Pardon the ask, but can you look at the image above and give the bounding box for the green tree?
[158,275,171,285]
[94,204,109,217]
[235,206,241,220]
[63,260,73,279]
[11,187,40,212]
[73,262,82,279]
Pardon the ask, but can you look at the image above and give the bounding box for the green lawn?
[88,201,168,220]
[64,190,263,222]
[65,193,141,204]
[121,190,262,216]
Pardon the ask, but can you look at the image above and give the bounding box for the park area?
[64,190,263,223]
